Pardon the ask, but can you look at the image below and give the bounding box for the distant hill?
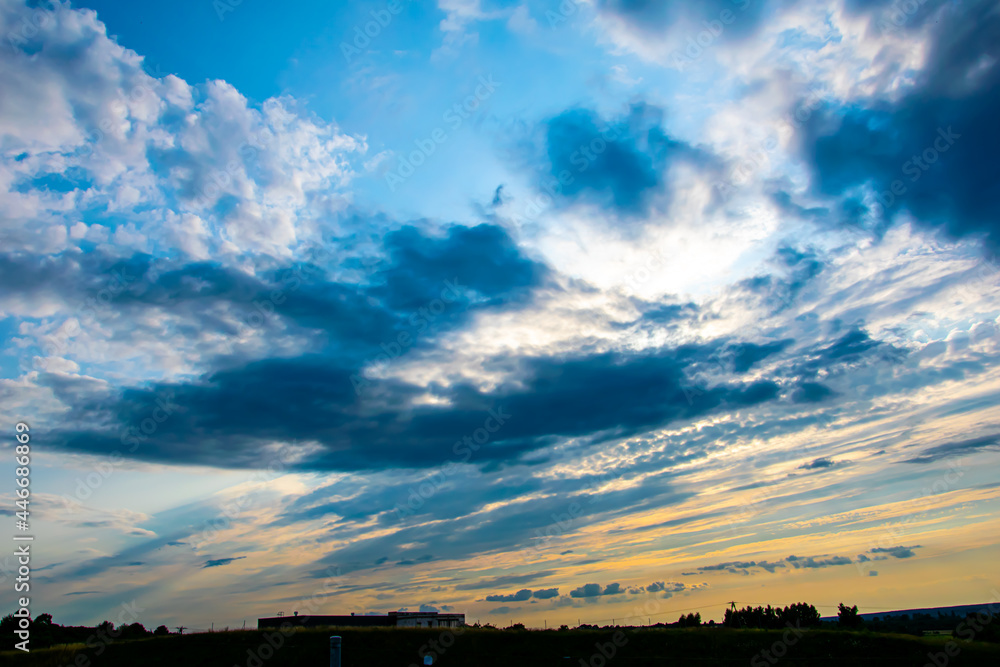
[821,602,998,622]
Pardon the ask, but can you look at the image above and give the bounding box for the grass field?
[3,626,1000,666]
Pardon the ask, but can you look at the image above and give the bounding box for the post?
[330,636,342,667]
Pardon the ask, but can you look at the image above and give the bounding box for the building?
[389,611,465,628]
[258,610,465,629]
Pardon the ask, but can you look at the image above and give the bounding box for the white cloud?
[0,0,366,260]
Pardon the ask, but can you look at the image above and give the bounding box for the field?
[4,626,1000,667]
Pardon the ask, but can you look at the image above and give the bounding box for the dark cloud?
[786,555,852,569]
[645,581,686,598]
[727,340,792,373]
[800,0,1000,247]
[370,224,548,312]
[791,382,836,403]
[733,246,825,314]
[798,457,837,470]
[791,327,903,381]
[537,103,713,215]
[596,0,769,41]
[532,588,560,599]
[203,556,246,568]
[904,434,1000,464]
[485,588,532,602]
[870,545,921,559]
[46,339,783,471]
[697,559,787,575]
[569,582,624,598]
[696,552,858,575]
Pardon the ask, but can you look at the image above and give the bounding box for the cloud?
[532,588,560,600]
[696,553,859,575]
[870,545,921,559]
[485,588,532,602]
[799,0,1000,247]
[786,555,852,569]
[904,435,1000,464]
[791,382,836,404]
[532,102,714,216]
[203,556,246,568]
[0,0,366,259]
[645,581,686,598]
[569,582,624,598]
[593,0,770,63]
[798,457,839,470]
[43,320,785,471]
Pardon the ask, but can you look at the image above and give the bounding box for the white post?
[330,636,342,667]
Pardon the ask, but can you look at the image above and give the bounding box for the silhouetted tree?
[724,603,822,629]
[0,613,15,650]
[154,625,170,636]
[838,603,863,629]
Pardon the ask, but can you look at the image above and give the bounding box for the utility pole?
[175,626,187,635]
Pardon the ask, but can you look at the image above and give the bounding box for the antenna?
[727,601,746,629]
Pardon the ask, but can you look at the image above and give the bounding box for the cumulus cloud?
[569,582,625,598]
[485,588,532,602]
[0,0,365,259]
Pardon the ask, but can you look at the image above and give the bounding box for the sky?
[1,0,999,631]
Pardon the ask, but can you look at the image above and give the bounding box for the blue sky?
[1,0,1000,631]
